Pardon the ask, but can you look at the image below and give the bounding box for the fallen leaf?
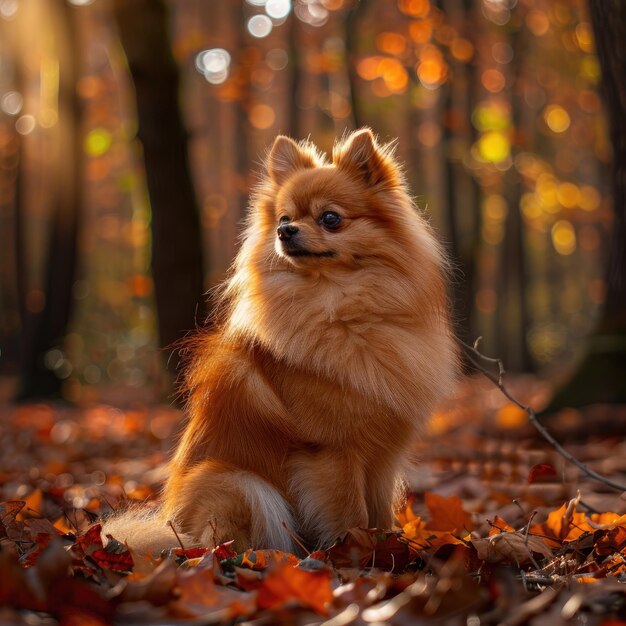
[91,548,134,573]
[119,558,178,605]
[590,512,626,529]
[17,489,43,520]
[0,501,26,540]
[255,560,333,615]
[174,547,211,560]
[169,564,256,620]
[425,492,473,535]
[472,531,553,565]
[528,463,557,484]
[594,527,626,557]
[73,524,104,558]
[20,532,53,568]
[396,495,420,527]
[531,496,592,543]
[488,515,516,536]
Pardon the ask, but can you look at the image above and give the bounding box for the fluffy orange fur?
[105,128,457,555]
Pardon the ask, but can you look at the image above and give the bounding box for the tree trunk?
[113,0,205,366]
[16,3,81,400]
[545,0,626,409]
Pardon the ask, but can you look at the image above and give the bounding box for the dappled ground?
[1,375,626,625]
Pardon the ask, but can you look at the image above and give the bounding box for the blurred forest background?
[0,0,619,405]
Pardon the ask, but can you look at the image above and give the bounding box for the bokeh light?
[416,46,447,90]
[15,114,36,135]
[544,104,571,133]
[195,48,231,84]
[1,91,23,115]
[0,0,611,397]
[85,128,112,157]
[249,103,275,129]
[265,0,291,19]
[398,0,430,18]
[551,220,576,255]
[266,48,288,70]
[248,14,273,38]
[0,0,18,19]
[294,0,329,27]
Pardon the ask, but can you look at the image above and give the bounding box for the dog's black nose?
[277,223,299,241]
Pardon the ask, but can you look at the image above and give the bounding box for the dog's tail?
[100,504,198,556]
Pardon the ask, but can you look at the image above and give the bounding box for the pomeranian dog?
[105,128,457,555]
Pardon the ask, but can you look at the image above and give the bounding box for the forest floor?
[1,374,626,625]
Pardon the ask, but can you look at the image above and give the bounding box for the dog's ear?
[334,128,398,187]
[267,136,317,185]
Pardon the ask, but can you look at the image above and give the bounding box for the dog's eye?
[320,211,342,229]
[278,215,291,224]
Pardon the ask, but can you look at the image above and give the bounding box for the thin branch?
[459,339,626,492]
[167,520,186,550]
[281,519,310,556]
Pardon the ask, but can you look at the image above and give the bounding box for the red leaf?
[91,548,134,573]
[327,528,415,570]
[21,532,53,568]
[309,549,327,561]
[528,463,557,484]
[173,547,211,560]
[0,501,26,540]
[327,528,378,568]
[72,524,104,558]
[214,541,237,560]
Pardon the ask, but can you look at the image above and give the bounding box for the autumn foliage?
[3,490,626,624]
[2,380,626,624]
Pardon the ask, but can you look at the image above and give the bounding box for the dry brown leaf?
[472,530,553,565]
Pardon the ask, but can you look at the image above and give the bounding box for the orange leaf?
[53,516,74,535]
[238,549,299,571]
[595,527,626,557]
[256,561,333,615]
[402,516,429,544]
[531,499,593,543]
[590,512,626,528]
[425,492,473,534]
[428,531,468,550]
[395,495,420,527]
[171,566,256,620]
[488,515,516,536]
[16,489,43,521]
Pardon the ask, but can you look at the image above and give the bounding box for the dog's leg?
[364,463,406,530]
[164,460,296,553]
[287,449,368,549]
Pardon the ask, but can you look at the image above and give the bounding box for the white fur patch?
[240,473,296,553]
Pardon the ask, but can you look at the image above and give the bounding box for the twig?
[523,510,537,544]
[460,338,626,492]
[167,520,186,550]
[281,519,310,556]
